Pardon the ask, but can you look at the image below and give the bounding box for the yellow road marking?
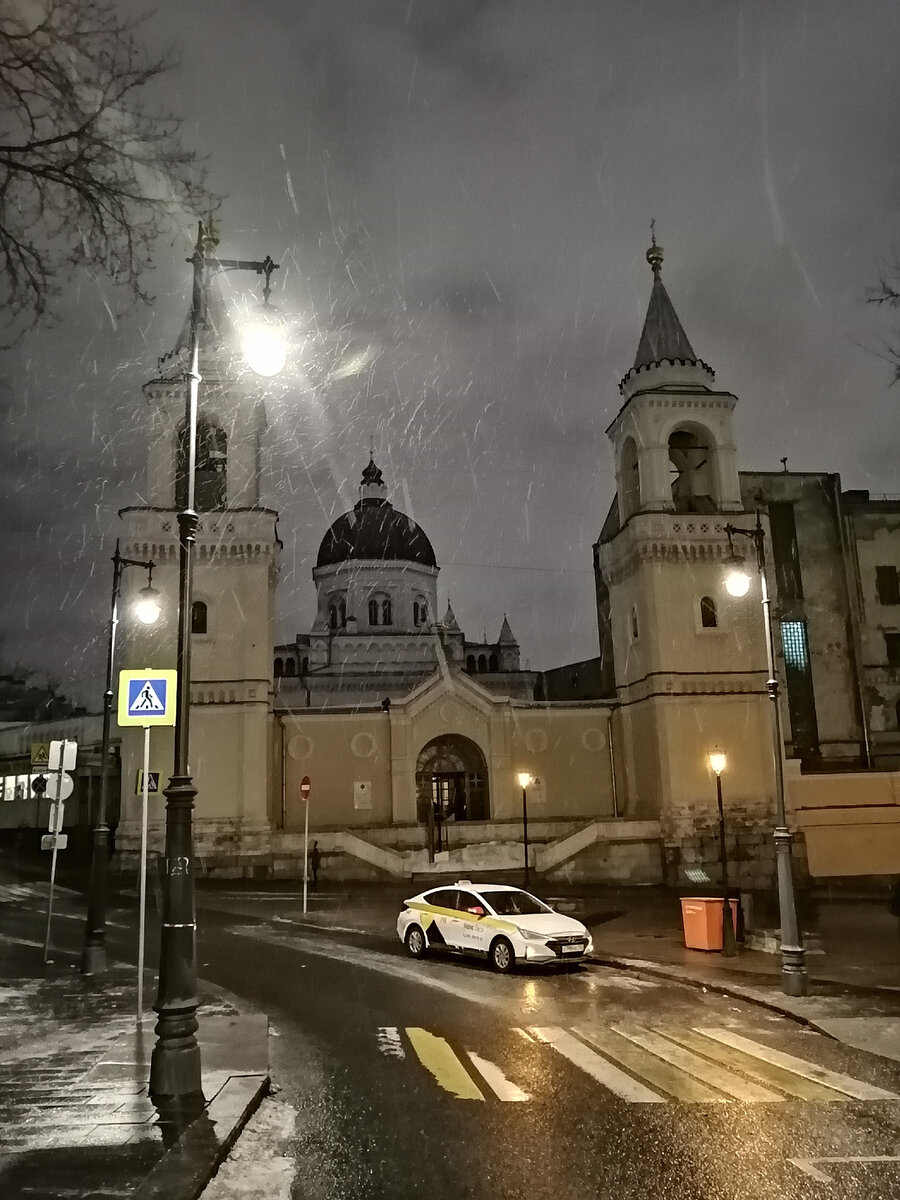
[577,1028,726,1103]
[406,1028,485,1101]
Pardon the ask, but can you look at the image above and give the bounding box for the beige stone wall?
[790,769,900,877]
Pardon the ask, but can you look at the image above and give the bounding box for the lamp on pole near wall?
[82,541,160,976]
[707,747,737,957]
[150,221,282,1106]
[724,514,808,996]
[517,771,532,888]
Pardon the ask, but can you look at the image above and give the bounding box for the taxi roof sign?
[117,669,177,727]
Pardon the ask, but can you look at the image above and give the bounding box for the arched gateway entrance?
[415,735,489,853]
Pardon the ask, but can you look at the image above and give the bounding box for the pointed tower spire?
[498,613,517,644]
[633,227,698,369]
[443,598,460,631]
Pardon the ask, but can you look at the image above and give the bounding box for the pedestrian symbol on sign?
[132,680,165,712]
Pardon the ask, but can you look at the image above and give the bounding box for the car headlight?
[517,928,545,942]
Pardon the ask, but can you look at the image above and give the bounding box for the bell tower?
[116,254,281,859]
[596,237,776,888]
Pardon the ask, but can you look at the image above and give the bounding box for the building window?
[413,597,428,626]
[478,654,487,673]
[631,606,639,640]
[885,632,900,666]
[769,502,803,602]
[191,601,208,635]
[274,657,283,678]
[466,655,476,673]
[489,654,499,672]
[781,621,809,669]
[177,416,227,510]
[699,596,718,628]
[284,658,296,677]
[876,566,900,606]
[328,596,346,630]
[368,594,392,626]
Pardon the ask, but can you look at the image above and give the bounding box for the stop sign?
[299,776,311,799]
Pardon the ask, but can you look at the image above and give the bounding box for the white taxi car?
[397,880,593,973]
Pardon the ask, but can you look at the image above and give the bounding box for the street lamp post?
[707,748,737,957]
[517,771,532,888]
[82,541,160,976]
[150,221,281,1105]
[724,514,808,996]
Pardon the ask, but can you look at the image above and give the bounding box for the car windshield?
[483,890,553,916]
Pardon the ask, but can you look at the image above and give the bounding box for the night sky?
[3,0,899,706]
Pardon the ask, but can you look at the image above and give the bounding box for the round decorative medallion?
[581,727,606,752]
[524,729,549,754]
[439,701,463,725]
[351,732,376,758]
[287,734,313,760]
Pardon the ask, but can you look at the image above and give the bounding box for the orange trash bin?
[680,897,740,951]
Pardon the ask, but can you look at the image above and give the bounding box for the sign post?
[300,776,311,914]
[118,669,177,1024]
[43,739,76,963]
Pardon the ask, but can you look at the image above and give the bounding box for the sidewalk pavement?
[0,966,268,1200]
[230,879,900,1062]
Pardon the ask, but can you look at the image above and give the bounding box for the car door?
[425,888,465,949]
[454,889,491,952]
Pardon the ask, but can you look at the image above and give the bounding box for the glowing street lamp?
[707,747,737,957]
[82,542,160,976]
[723,515,807,996]
[517,771,533,888]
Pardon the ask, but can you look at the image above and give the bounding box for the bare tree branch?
[0,0,218,341]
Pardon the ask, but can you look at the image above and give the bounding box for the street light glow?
[724,566,752,597]
[242,320,287,377]
[517,770,532,789]
[134,585,162,625]
[708,747,727,776]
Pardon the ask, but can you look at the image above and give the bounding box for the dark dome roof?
[316,499,437,569]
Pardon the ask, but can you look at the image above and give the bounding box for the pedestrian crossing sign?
[117,669,177,727]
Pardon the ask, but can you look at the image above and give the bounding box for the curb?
[590,952,899,1044]
[133,1072,270,1200]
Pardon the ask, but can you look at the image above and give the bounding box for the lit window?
[781,621,809,670]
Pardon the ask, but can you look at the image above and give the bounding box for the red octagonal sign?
[299,776,311,799]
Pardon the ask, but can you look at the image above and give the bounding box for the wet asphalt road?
[4,872,900,1200]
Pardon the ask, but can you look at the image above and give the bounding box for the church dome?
[315,459,437,568]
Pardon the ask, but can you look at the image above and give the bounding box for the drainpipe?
[279,718,287,830]
[608,707,620,818]
[832,479,872,767]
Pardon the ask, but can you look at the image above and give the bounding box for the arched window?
[620,437,640,519]
[631,606,639,640]
[368,594,392,626]
[301,657,309,674]
[274,657,283,678]
[478,654,487,673]
[489,653,499,672]
[177,416,227,510]
[413,597,428,626]
[329,596,346,630]
[191,601,208,635]
[284,658,296,677]
[668,426,716,513]
[466,655,476,673]
[700,595,718,628]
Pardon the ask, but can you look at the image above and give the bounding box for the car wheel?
[490,936,515,973]
[405,925,427,959]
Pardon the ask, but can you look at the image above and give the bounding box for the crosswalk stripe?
[612,1026,784,1102]
[406,1028,484,1101]
[467,1052,531,1101]
[663,1029,844,1102]
[576,1028,727,1103]
[530,1026,665,1103]
[694,1028,900,1101]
